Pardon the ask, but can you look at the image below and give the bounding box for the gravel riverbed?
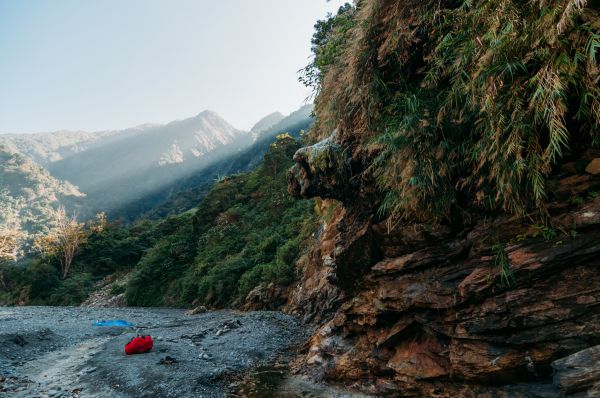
[0,307,307,398]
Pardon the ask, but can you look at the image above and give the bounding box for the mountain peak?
[250,112,285,138]
[195,110,223,119]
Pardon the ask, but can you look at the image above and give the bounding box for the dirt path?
[0,307,306,398]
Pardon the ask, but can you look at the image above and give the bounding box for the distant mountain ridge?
[0,127,147,166]
[0,106,313,224]
[250,112,285,140]
[128,104,314,219]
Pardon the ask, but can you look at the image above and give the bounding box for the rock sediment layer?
[288,142,600,397]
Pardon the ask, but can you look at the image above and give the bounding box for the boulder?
[585,158,600,175]
[552,345,600,394]
[287,132,350,201]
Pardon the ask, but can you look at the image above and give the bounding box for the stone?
[585,158,600,175]
[552,345,600,394]
[158,356,178,365]
[242,282,287,311]
[185,305,207,315]
[287,132,350,201]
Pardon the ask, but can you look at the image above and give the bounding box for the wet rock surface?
[0,307,305,397]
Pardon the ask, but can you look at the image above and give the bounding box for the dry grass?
[311,0,600,223]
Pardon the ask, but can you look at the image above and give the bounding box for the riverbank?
[0,307,305,397]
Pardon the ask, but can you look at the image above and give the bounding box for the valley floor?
[0,307,309,398]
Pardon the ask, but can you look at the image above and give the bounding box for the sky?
[0,0,347,134]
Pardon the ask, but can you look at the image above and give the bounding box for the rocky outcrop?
[288,133,352,201]
[288,145,600,396]
[585,158,600,175]
[242,282,289,311]
[552,345,600,396]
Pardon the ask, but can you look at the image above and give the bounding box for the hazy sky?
[0,0,346,133]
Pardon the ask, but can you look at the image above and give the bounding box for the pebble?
[158,356,178,365]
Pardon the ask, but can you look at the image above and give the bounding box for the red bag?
[125,335,153,355]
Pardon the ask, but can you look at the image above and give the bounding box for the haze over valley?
[0,105,313,256]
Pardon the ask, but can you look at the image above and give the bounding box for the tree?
[0,226,19,263]
[0,215,20,290]
[88,212,107,234]
[265,133,295,177]
[36,206,86,279]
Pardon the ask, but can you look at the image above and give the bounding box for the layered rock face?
[287,141,600,397]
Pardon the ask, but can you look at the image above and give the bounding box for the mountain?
[250,112,284,139]
[132,104,314,219]
[0,106,312,249]
[1,111,250,218]
[0,145,85,257]
[0,128,150,166]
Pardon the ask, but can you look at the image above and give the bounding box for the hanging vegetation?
[309,0,600,224]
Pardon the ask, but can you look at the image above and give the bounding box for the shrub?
[309,0,600,224]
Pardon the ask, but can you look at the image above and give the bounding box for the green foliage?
[0,257,88,306]
[530,223,559,241]
[493,243,513,287]
[44,272,95,306]
[311,0,600,223]
[0,219,161,306]
[300,3,357,94]
[126,136,316,308]
[109,283,126,295]
[125,216,196,306]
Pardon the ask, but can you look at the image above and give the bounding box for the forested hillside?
[0,145,85,258]
[0,106,313,262]
[0,134,315,308]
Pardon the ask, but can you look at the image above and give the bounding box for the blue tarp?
[92,319,134,327]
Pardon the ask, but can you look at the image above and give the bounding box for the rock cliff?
[287,140,600,397]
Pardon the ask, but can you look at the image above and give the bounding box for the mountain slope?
[250,112,285,139]
[131,104,314,219]
[41,111,250,217]
[0,145,85,257]
[0,129,139,166]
